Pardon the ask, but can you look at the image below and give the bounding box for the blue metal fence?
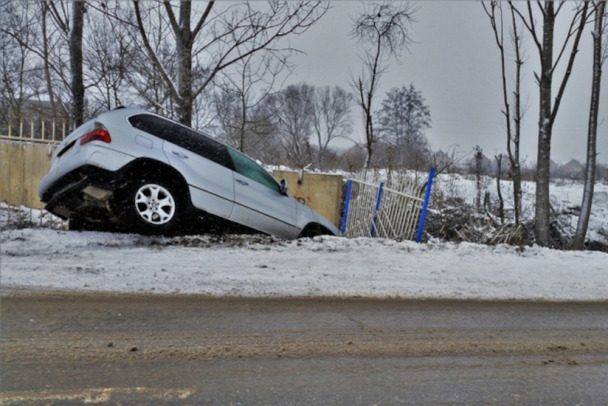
[341,169,435,242]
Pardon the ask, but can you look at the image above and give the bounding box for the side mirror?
[279,179,288,195]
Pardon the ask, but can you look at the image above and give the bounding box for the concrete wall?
[1,141,51,209]
[273,170,344,228]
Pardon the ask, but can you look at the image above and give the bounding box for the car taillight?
[80,126,111,145]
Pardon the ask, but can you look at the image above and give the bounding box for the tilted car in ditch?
[38,107,339,238]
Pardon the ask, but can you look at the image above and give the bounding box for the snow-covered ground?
[1,228,606,301]
[1,176,607,301]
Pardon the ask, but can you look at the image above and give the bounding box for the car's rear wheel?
[118,178,184,234]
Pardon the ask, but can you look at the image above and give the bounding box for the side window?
[129,114,177,142]
[129,114,234,170]
[227,148,279,192]
[176,126,234,169]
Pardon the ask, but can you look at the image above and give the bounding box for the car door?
[227,148,300,239]
[130,114,235,219]
[163,141,235,219]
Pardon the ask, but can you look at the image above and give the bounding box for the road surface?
[1,294,607,404]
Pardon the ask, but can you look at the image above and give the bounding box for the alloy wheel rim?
[134,184,176,225]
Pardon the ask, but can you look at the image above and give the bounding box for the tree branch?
[132,0,180,102]
[551,1,590,122]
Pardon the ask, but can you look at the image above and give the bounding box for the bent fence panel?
[341,170,434,242]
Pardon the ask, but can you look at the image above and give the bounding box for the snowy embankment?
[1,228,606,301]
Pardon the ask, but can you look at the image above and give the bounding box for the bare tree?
[311,85,354,170]
[213,50,288,154]
[124,7,178,118]
[124,1,327,127]
[40,1,59,121]
[84,8,135,113]
[2,0,89,123]
[268,83,315,168]
[265,83,353,169]
[512,2,590,246]
[245,97,284,165]
[1,1,52,123]
[573,0,607,250]
[0,1,30,124]
[1,0,84,138]
[350,1,416,168]
[43,0,84,124]
[482,1,526,226]
[341,144,367,172]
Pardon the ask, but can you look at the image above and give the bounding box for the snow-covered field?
[1,176,607,301]
[431,173,608,244]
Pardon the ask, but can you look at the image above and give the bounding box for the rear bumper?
[40,165,120,220]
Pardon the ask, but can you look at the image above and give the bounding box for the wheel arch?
[118,158,192,206]
[298,222,335,238]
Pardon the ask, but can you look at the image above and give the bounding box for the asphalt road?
[1,294,607,405]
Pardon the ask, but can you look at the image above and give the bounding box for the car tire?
[298,223,324,238]
[117,178,184,235]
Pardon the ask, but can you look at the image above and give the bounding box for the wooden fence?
[0,120,67,144]
[1,121,66,210]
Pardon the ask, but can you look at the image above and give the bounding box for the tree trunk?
[532,1,589,247]
[534,2,555,247]
[475,146,483,211]
[365,110,374,169]
[496,154,505,224]
[41,3,57,122]
[572,0,605,250]
[510,3,524,226]
[176,1,193,127]
[482,1,524,226]
[239,91,247,153]
[70,0,85,127]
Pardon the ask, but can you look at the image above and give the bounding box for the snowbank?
[1,228,606,301]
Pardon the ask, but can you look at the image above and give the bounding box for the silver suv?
[38,107,339,238]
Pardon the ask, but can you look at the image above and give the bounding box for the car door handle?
[236,179,249,186]
[171,151,188,159]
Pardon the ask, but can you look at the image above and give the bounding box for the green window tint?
[227,148,279,192]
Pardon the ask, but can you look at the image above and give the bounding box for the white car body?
[38,107,340,238]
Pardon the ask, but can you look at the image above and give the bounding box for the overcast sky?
[285,1,608,165]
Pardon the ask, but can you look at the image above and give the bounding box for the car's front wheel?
[298,223,329,238]
[118,179,183,234]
